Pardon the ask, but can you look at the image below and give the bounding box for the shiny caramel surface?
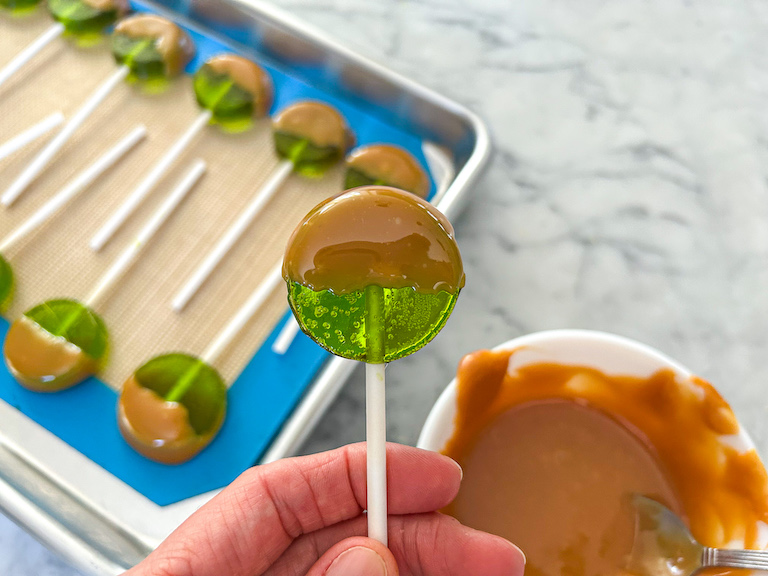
[117,375,217,464]
[114,15,194,76]
[346,144,430,198]
[3,316,97,392]
[272,101,354,149]
[442,349,768,576]
[282,186,465,294]
[204,54,273,116]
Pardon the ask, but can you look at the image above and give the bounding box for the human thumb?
[306,536,399,576]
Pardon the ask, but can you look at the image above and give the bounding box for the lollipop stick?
[0,23,65,92]
[90,109,212,251]
[171,159,294,311]
[85,159,206,309]
[271,315,300,354]
[365,284,388,545]
[2,65,130,207]
[0,125,146,253]
[0,112,65,163]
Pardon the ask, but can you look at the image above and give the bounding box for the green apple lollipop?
[282,185,464,545]
[0,256,12,314]
[344,144,430,199]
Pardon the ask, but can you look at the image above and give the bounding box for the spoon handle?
[703,547,768,570]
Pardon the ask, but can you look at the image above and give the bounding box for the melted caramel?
[282,186,465,294]
[3,316,97,392]
[272,101,354,149]
[442,349,768,576]
[346,144,430,198]
[114,15,195,77]
[204,54,273,116]
[117,375,220,464]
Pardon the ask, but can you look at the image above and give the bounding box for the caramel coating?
[117,375,222,464]
[272,101,354,150]
[3,316,97,392]
[283,186,464,294]
[113,15,194,77]
[203,54,273,116]
[346,144,430,198]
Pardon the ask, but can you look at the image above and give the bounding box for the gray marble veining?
[3,0,768,573]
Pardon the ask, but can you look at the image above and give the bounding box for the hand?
[124,443,525,576]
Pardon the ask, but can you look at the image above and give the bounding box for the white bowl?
[417,329,766,548]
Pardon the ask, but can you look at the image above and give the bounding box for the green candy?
[133,353,226,437]
[0,255,13,314]
[274,132,345,177]
[0,0,42,13]
[48,0,122,37]
[111,33,167,81]
[194,64,255,127]
[25,298,108,361]
[287,282,459,364]
[344,166,384,190]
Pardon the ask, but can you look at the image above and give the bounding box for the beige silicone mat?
[0,14,344,390]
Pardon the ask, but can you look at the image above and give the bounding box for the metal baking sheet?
[0,0,491,573]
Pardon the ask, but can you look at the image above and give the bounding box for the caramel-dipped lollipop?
[272,143,430,354]
[0,0,129,93]
[3,159,205,391]
[118,265,283,464]
[283,186,464,544]
[0,125,146,313]
[170,100,353,311]
[89,53,272,251]
[1,14,194,207]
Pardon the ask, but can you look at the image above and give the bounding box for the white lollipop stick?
[2,65,130,207]
[201,264,283,365]
[0,112,64,163]
[85,159,206,309]
[171,159,293,312]
[271,315,300,354]
[90,109,212,252]
[366,362,387,545]
[0,125,146,253]
[0,23,65,92]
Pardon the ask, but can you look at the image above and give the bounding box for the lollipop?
[89,53,272,251]
[282,185,464,543]
[1,14,194,207]
[0,112,63,164]
[118,264,283,464]
[272,143,430,354]
[170,100,353,311]
[0,125,146,313]
[3,159,205,390]
[0,0,128,94]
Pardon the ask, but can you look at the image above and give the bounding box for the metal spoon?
[626,495,768,575]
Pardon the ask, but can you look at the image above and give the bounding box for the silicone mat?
[0,2,435,506]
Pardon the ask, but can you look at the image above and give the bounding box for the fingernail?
[450,457,464,480]
[506,540,526,565]
[326,546,387,576]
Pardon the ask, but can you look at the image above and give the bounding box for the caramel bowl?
[418,330,768,576]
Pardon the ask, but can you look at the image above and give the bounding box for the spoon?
[626,495,768,575]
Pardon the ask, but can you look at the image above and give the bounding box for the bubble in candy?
[3,299,108,391]
[345,144,430,198]
[117,353,227,464]
[111,14,195,82]
[272,101,355,177]
[193,54,273,130]
[283,186,464,363]
[49,0,128,38]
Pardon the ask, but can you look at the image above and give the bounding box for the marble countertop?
[4,0,768,574]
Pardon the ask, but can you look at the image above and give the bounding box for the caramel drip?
[346,144,430,198]
[114,15,195,76]
[3,316,97,392]
[204,54,273,116]
[272,101,353,149]
[117,375,218,464]
[442,349,768,576]
[282,186,465,294]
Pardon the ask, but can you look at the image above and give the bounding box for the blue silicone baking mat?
[0,1,436,507]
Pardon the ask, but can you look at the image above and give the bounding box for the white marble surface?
[4,0,768,573]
